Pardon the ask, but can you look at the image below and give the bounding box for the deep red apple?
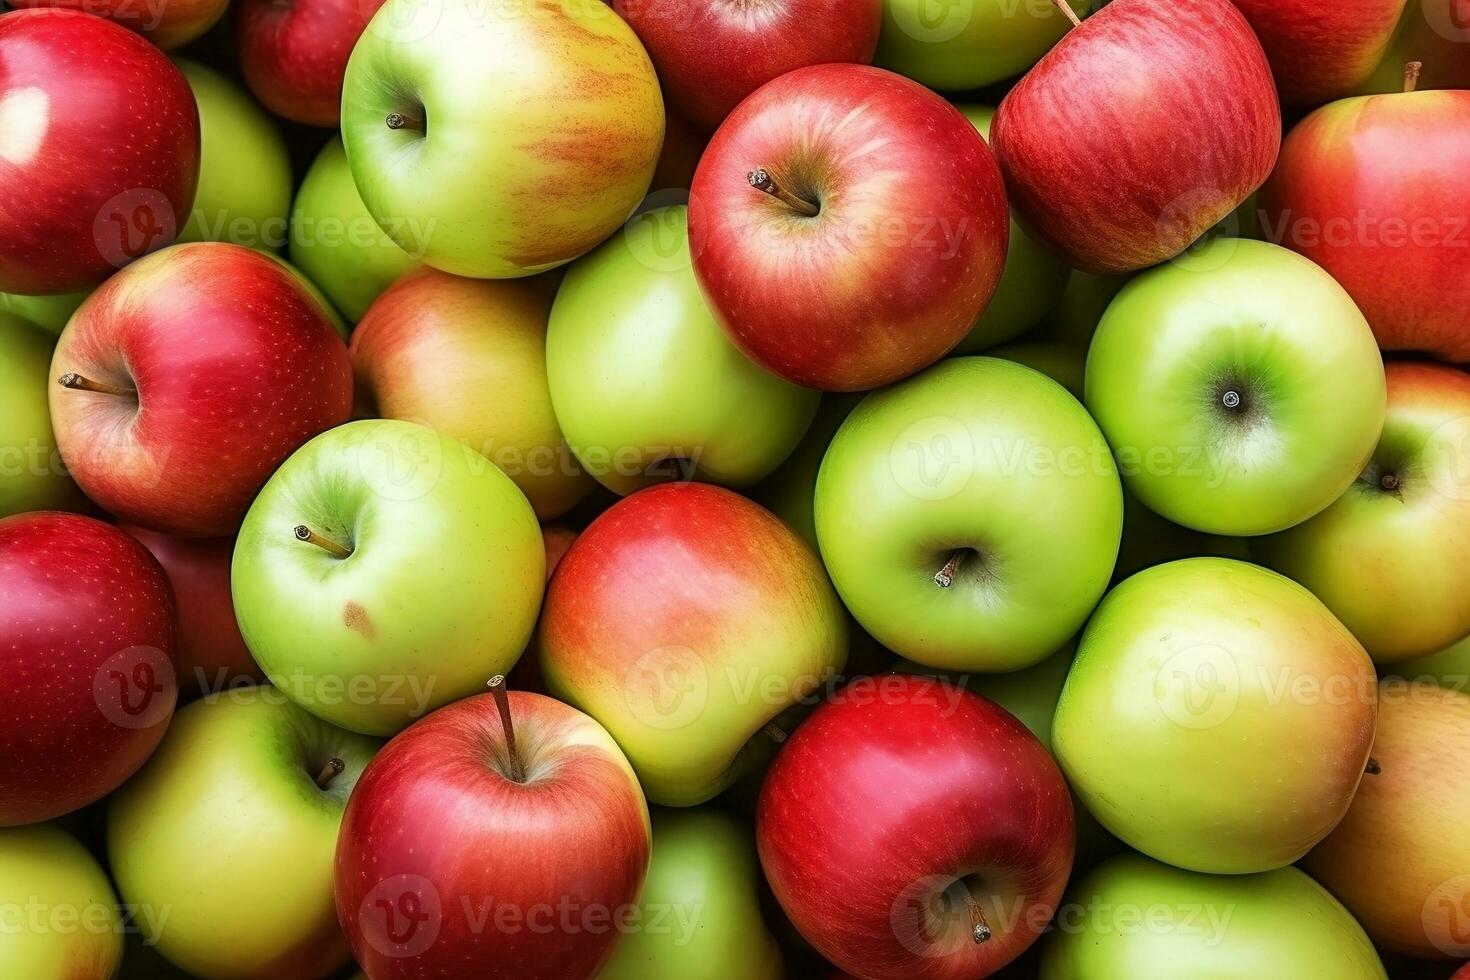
[757,674,1074,979]
[612,0,881,131]
[236,0,389,127]
[0,9,200,294]
[0,512,177,827]
[990,0,1279,274]
[7,0,230,48]
[50,242,353,537]
[1230,0,1407,105]
[1454,962,1470,979]
[1260,73,1470,360]
[336,686,650,980]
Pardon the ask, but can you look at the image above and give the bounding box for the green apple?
[0,824,122,980]
[289,138,419,323]
[876,0,1087,91]
[108,687,380,980]
[547,206,818,495]
[1029,270,1130,350]
[750,393,862,552]
[174,59,292,251]
[0,313,83,519]
[598,807,783,980]
[1114,490,1250,583]
[1085,238,1386,536]
[987,340,1084,399]
[1039,853,1387,978]
[1054,557,1379,874]
[341,0,664,279]
[815,356,1122,672]
[1390,633,1470,690]
[232,419,546,735]
[0,290,87,336]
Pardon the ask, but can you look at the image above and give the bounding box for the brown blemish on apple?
[343,602,376,640]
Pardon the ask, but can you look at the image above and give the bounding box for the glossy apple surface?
[9,0,228,48]
[689,63,1008,391]
[0,824,124,979]
[0,313,82,519]
[1230,0,1407,105]
[874,0,1086,91]
[238,0,387,127]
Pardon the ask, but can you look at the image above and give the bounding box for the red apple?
[336,687,650,980]
[50,242,353,537]
[236,0,388,127]
[990,0,1279,274]
[612,0,881,131]
[1260,77,1470,361]
[758,674,1073,979]
[0,10,200,294]
[1454,963,1470,979]
[688,63,1008,391]
[7,0,230,49]
[1230,0,1407,105]
[0,512,177,826]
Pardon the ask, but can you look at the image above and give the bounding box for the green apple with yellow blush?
[0,824,123,979]
[876,0,1088,91]
[0,313,84,519]
[0,290,87,336]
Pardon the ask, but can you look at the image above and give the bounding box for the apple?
[108,687,380,979]
[1392,634,1470,690]
[751,393,862,552]
[1055,557,1378,874]
[1230,0,1408,105]
[233,419,545,736]
[1357,1,1470,94]
[341,0,664,279]
[815,356,1122,672]
[0,313,83,519]
[538,482,847,806]
[1304,680,1470,960]
[758,674,1074,978]
[547,206,818,496]
[336,686,651,979]
[599,807,783,980]
[0,290,87,337]
[689,63,1007,391]
[987,341,1084,400]
[1039,853,1387,978]
[612,0,881,131]
[874,0,1087,91]
[0,512,177,826]
[237,0,387,127]
[0,823,124,978]
[49,242,353,537]
[1113,489,1250,583]
[7,0,228,48]
[0,10,200,294]
[1084,238,1386,536]
[1259,79,1470,362]
[1457,965,1470,980]
[1028,271,1130,350]
[352,267,592,519]
[990,0,1279,274]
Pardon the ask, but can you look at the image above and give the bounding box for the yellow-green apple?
[353,268,593,519]
[547,206,817,495]
[1028,271,1130,350]
[539,482,847,805]
[815,356,1122,672]
[341,0,664,279]
[0,290,87,336]
[1040,853,1387,978]
[988,340,1085,398]
[0,10,200,294]
[1392,635,1470,690]
[751,393,862,552]
[688,63,1008,391]
[0,823,124,979]
[336,687,650,979]
[8,0,228,48]
[1054,557,1379,874]
[599,807,783,980]
[1113,490,1249,583]
[1084,238,1386,536]
[237,0,388,127]
[0,512,177,826]
[874,0,1086,91]
[612,0,880,131]
[1304,680,1470,960]
[1260,78,1470,361]
[759,675,1074,979]
[108,687,380,979]
[1255,363,1470,663]
[990,0,1279,274]
[1230,0,1408,105]
[49,242,353,537]
[0,313,83,519]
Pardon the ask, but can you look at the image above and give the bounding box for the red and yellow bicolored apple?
[0,824,124,979]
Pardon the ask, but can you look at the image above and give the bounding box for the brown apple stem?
[1050,0,1081,29]
[1379,472,1400,492]
[1365,757,1382,776]
[293,525,352,559]
[969,899,992,944]
[487,675,526,783]
[934,550,968,589]
[385,111,423,132]
[1404,61,1423,93]
[747,168,819,217]
[315,758,344,789]
[761,721,788,745]
[56,372,134,398]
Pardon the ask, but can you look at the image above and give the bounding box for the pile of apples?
[2,0,1470,977]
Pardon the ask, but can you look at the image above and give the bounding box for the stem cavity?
[747,168,819,217]
[57,373,134,398]
[293,525,352,559]
[488,675,526,783]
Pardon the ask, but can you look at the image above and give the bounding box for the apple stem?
[315,758,344,789]
[487,675,526,783]
[934,550,968,589]
[56,372,134,398]
[1365,757,1382,776]
[1050,0,1081,29]
[747,168,820,217]
[1404,61,1423,93]
[293,525,352,559]
[969,899,992,944]
[761,721,788,745]
[385,111,423,132]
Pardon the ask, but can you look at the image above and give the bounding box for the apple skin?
[1027,271,1130,351]
[547,206,818,496]
[1259,89,1470,362]
[1055,557,1378,875]
[1084,238,1386,537]
[49,242,353,537]
[874,0,1087,91]
[539,482,848,806]
[237,0,387,127]
[815,356,1122,673]
[758,674,1074,979]
[336,690,651,980]
[612,0,880,131]
[1230,0,1407,105]
[108,688,380,980]
[0,10,200,295]
[688,63,1008,391]
[0,290,87,336]
[1391,634,1470,690]
[8,0,228,48]
[990,0,1279,275]
[341,0,664,279]
[1039,853,1387,978]
[0,823,124,979]
[352,267,594,519]
[0,313,84,520]
[0,512,178,827]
